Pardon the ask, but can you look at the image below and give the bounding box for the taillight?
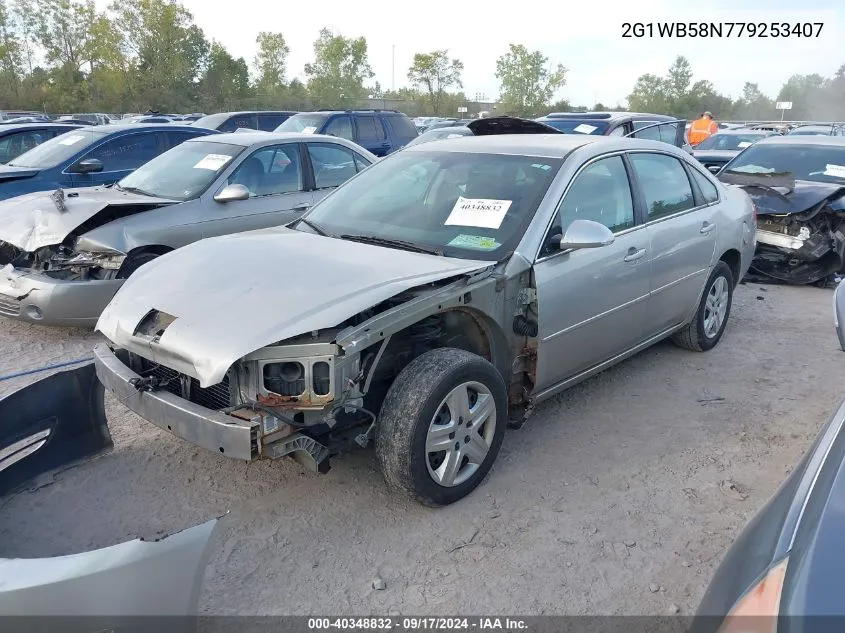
[717,557,788,633]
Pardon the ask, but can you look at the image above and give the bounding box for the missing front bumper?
[93,344,332,471]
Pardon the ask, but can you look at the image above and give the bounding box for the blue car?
[0,122,84,164]
[0,124,218,201]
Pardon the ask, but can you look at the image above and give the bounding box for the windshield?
[722,143,845,184]
[191,113,230,130]
[539,119,610,135]
[301,150,563,261]
[695,133,767,150]
[275,114,328,133]
[117,140,244,201]
[8,129,106,168]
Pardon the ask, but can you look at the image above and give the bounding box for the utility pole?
[392,45,395,92]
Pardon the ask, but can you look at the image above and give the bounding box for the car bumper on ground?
[0,268,124,327]
[92,343,259,461]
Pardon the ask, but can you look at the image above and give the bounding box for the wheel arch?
[718,248,742,288]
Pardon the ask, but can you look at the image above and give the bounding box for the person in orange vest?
[688,111,719,145]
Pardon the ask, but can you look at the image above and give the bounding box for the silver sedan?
[94,134,757,505]
[0,132,376,326]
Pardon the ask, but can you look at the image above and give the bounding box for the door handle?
[623,247,647,263]
[700,222,716,234]
[291,203,310,211]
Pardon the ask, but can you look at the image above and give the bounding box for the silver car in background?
[93,134,756,506]
[0,131,376,326]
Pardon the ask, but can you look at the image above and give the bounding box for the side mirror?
[557,219,615,250]
[70,158,103,174]
[707,165,722,174]
[213,183,250,203]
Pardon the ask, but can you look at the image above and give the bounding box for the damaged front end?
[0,238,127,324]
[720,172,845,285]
[0,364,222,625]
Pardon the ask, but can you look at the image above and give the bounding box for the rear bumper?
[0,268,123,327]
[92,343,258,461]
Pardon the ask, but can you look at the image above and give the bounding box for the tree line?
[1,0,842,120]
[627,56,845,122]
[0,0,566,116]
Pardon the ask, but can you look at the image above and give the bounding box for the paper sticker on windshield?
[445,196,512,229]
[824,164,845,178]
[448,234,501,250]
[193,154,233,170]
[737,141,752,148]
[301,126,317,134]
[58,134,85,146]
[573,123,597,134]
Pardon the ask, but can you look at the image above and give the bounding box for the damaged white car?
[93,135,756,505]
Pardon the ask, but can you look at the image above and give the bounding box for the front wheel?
[375,348,507,506]
[672,261,734,352]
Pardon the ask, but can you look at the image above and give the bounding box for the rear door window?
[307,143,360,189]
[165,131,200,149]
[355,115,381,142]
[629,152,696,220]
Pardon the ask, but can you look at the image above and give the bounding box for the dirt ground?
[1,282,844,616]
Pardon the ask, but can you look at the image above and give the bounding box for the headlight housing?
[717,557,788,633]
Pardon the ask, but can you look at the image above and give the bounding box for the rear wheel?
[672,261,734,352]
[375,348,507,506]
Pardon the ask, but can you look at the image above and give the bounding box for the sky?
[118,0,843,108]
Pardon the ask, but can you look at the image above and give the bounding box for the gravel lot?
[2,282,844,616]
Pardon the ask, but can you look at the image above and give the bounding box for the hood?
[0,186,172,252]
[467,116,562,136]
[692,149,739,162]
[718,172,845,216]
[96,228,493,387]
[0,163,40,182]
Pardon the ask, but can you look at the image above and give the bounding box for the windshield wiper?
[117,184,155,197]
[339,234,444,256]
[295,217,332,237]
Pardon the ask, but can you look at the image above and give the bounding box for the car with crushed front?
[718,135,845,285]
[0,131,376,326]
[92,134,756,506]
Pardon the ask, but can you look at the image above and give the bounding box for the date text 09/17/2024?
[622,22,824,38]
[307,618,528,631]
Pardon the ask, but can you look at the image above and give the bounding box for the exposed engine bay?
[753,207,845,285]
[720,172,845,285]
[0,240,124,281]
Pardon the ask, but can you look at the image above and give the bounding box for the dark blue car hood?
[718,172,845,216]
[0,164,40,181]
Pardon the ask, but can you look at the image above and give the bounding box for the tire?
[118,252,161,279]
[672,261,734,352]
[375,348,507,507]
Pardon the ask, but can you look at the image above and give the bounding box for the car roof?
[789,125,840,132]
[539,111,678,122]
[711,128,771,135]
[75,123,209,133]
[401,133,676,158]
[0,122,83,132]
[184,130,361,148]
[754,135,845,147]
[200,110,298,116]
